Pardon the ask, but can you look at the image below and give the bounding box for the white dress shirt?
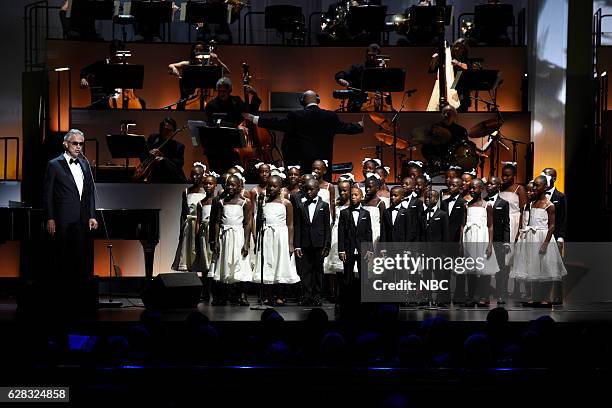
[305,196,319,223]
[390,205,400,224]
[64,152,84,199]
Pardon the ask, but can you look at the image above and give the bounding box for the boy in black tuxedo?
[440,177,467,305]
[485,176,511,305]
[294,179,331,306]
[338,187,374,309]
[542,167,565,304]
[400,177,424,242]
[380,186,409,243]
[423,190,450,306]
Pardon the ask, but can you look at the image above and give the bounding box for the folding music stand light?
[106,134,148,172]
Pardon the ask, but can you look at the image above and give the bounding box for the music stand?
[106,134,148,171]
[182,65,223,90]
[347,5,387,35]
[129,0,173,41]
[181,1,232,24]
[362,67,406,93]
[452,69,501,92]
[97,64,144,110]
[188,120,246,149]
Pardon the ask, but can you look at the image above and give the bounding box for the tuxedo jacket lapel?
[58,156,80,198]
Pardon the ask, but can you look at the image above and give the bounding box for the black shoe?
[496,299,506,305]
[312,298,323,307]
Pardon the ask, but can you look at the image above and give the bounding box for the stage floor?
[3,297,612,323]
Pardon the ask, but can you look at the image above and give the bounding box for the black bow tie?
[545,191,552,195]
[351,206,361,212]
[486,196,495,201]
[305,198,318,205]
[69,158,79,165]
[427,207,436,213]
[391,206,400,211]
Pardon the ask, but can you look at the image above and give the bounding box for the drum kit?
[366,111,515,180]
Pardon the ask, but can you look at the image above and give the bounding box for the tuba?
[426,42,460,111]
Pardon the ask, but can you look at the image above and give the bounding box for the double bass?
[235,62,272,172]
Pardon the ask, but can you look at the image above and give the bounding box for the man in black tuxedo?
[485,176,511,305]
[542,167,566,304]
[242,90,364,180]
[43,129,98,314]
[144,117,186,183]
[338,187,374,309]
[294,179,331,306]
[440,177,467,305]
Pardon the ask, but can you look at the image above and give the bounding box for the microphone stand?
[390,92,411,182]
[81,152,122,308]
[251,194,271,310]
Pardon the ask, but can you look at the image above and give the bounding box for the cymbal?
[468,118,502,139]
[369,112,394,133]
[374,132,409,150]
[410,124,452,146]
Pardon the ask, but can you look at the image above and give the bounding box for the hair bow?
[363,158,382,166]
[193,162,206,170]
[338,173,355,182]
[233,165,245,173]
[408,160,424,168]
[287,165,301,170]
[464,168,477,177]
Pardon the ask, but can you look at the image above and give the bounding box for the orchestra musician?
[421,105,470,170]
[79,40,146,110]
[335,43,391,112]
[204,77,261,172]
[141,117,187,183]
[168,41,231,110]
[428,38,473,112]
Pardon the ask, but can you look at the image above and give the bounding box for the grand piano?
[0,207,160,279]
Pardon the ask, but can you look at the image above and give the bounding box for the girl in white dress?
[499,162,528,298]
[172,163,207,271]
[285,165,301,197]
[510,176,566,305]
[461,169,476,202]
[440,166,462,200]
[253,174,300,305]
[210,174,253,306]
[363,173,386,251]
[461,178,499,305]
[249,162,271,270]
[193,173,218,302]
[312,159,335,221]
[375,166,391,208]
[360,158,381,185]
